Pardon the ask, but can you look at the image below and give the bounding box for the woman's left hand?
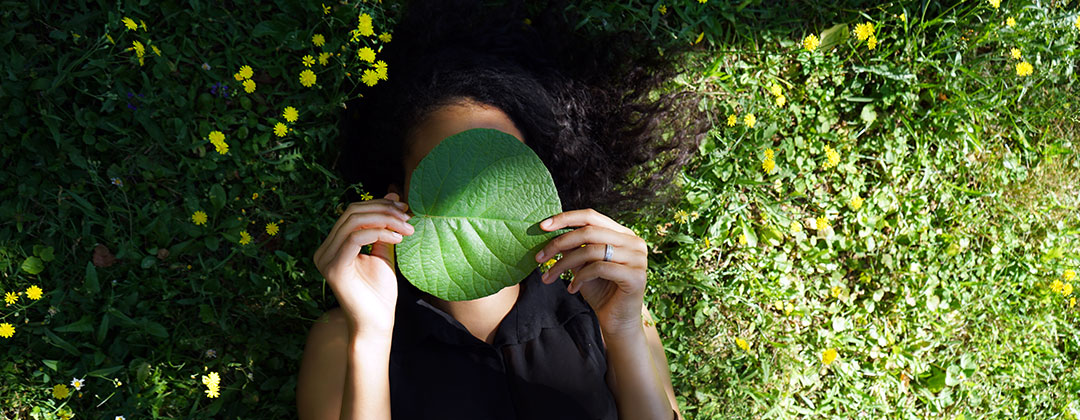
[535,209,648,338]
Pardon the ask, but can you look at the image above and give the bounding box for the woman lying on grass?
[297,0,708,418]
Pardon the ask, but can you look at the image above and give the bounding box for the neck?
[424,284,521,345]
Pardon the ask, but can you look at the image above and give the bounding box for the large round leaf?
[396,128,566,301]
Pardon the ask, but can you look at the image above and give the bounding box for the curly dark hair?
[335,0,709,221]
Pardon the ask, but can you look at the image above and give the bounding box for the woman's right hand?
[313,192,414,339]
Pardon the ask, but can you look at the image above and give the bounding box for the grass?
[1,0,1079,419]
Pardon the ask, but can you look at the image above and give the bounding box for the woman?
[297,1,707,419]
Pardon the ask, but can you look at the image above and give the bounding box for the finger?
[567,261,645,295]
[325,213,413,264]
[540,208,634,236]
[332,228,403,271]
[535,225,642,263]
[543,244,637,284]
[317,196,407,263]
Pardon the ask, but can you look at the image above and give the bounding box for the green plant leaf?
[21,256,44,274]
[819,23,849,51]
[396,128,566,301]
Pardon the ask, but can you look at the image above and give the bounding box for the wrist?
[347,321,395,346]
[600,321,646,346]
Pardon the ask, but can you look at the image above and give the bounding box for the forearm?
[341,333,393,420]
[604,326,674,420]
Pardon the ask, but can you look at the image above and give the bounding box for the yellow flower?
[821,348,838,365]
[849,195,864,211]
[769,84,782,97]
[803,34,819,51]
[988,0,1000,9]
[302,55,315,67]
[375,60,388,80]
[357,13,375,37]
[26,285,43,300]
[208,131,229,155]
[4,291,17,305]
[202,372,220,386]
[140,19,147,31]
[242,79,256,93]
[378,32,393,43]
[1075,15,1080,31]
[361,69,380,87]
[674,210,690,224]
[744,113,756,128]
[233,72,244,81]
[775,95,786,107]
[738,233,747,245]
[658,5,667,15]
[282,106,299,123]
[53,384,70,399]
[1051,279,1065,294]
[238,65,253,80]
[151,45,161,57]
[322,3,331,14]
[318,52,331,66]
[899,13,907,23]
[789,220,802,234]
[764,148,775,160]
[1016,61,1033,77]
[823,145,840,169]
[867,35,877,50]
[735,338,749,351]
[1010,48,1021,60]
[122,17,137,31]
[1070,297,1076,308]
[299,69,317,87]
[357,47,376,63]
[816,215,829,231]
[192,211,208,226]
[727,114,737,127]
[131,41,145,58]
[1063,282,1073,296]
[854,22,874,41]
[694,32,704,45]
[312,34,325,47]
[762,158,776,174]
[698,0,706,3]
[1006,17,1016,27]
[274,122,288,137]
[1063,269,1075,282]
[266,222,280,236]
[205,384,220,398]
[830,285,842,298]
[0,322,13,338]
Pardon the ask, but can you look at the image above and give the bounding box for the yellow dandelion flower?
[192,211,208,226]
[238,65,253,80]
[266,222,280,236]
[803,34,820,51]
[26,285,43,300]
[854,22,874,41]
[775,95,786,107]
[239,231,252,245]
[299,69,317,87]
[727,114,737,127]
[1070,297,1076,308]
[357,47,376,63]
[790,220,802,234]
[764,148,775,160]
[849,195,864,211]
[1016,61,1033,77]
[736,338,749,351]
[899,13,907,23]
[378,32,392,43]
[302,55,315,67]
[242,78,256,93]
[1006,17,1016,27]
[816,215,829,231]
[830,285,843,298]
[0,322,14,338]
[674,210,690,224]
[131,41,145,58]
[738,233,747,245]
[867,35,877,50]
[283,106,299,123]
[658,5,668,15]
[233,72,244,81]
[769,84,783,97]
[821,348,838,365]
[4,291,18,305]
[202,372,220,386]
[1075,15,1080,30]
[375,60,388,80]
[357,13,375,37]
[205,384,220,398]
[274,122,288,137]
[1065,269,1077,282]
[318,52,331,66]
[361,69,380,87]
[122,17,137,31]
[1063,282,1073,296]
[53,384,70,399]
[1051,279,1065,294]
[988,0,1000,9]
[312,34,325,47]
[1011,48,1021,60]
[823,145,840,169]
[360,192,373,201]
[698,0,706,3]
[762,158,776,174]
[322,3,331,14]
[744,113,756,128]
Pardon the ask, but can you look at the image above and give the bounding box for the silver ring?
[603,244,614,262]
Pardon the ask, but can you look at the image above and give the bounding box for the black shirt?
[389,267,619,419]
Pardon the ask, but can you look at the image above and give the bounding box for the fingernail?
[541,272,549,282]
[535,251,545,262]
[394,201,407,209]
[540,219,551,229]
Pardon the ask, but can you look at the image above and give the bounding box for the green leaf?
[209,184,226,211]
[84,261,99,294]
[396,128,565,301]
[21,256,44,274]
[55,315,95,333]
[818,23,849,51]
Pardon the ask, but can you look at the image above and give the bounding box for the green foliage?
[1,0,1078,419]
[397,129,565,301]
